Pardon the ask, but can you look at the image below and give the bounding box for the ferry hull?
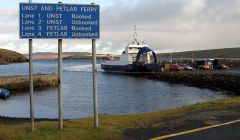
[101,63,160,73]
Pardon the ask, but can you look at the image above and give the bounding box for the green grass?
[0,48,26,63]
[1,97,240,140]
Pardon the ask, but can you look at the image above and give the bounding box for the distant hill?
[64,54,110,59]
[29,52,91,56]
[0,48,26,64]
[24,52,90,60]
[158,47,240,59]
[26,52,109,60]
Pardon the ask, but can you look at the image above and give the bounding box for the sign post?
[92,38,98,128]
[20,2,100,130]
[57,1,63,131]
[91,2,99,128]
[28,0,35,133]
[29,38,34,132]
[58,39,63,129]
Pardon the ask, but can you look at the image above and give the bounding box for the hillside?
[158,47,240,58]
[28,52,110,60]
[64,54,110,59]
[0,48,26,64]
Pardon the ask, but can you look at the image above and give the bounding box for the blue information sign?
[19,3,100,39]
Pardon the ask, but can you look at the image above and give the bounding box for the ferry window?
[123,51,125,54]
[129,47,132,49]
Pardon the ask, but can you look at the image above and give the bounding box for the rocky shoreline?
[0,116,59,125]
[0,74,58,92]
[148,71,240,94]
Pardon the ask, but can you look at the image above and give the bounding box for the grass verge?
[0,97,240,140]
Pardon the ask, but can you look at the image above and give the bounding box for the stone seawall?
[0,74,58,92]
[148,72,240,94]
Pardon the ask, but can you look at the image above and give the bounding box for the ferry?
[101,28,160,73]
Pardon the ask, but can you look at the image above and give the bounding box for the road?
[124,106,240,140]
[163,121,240,140]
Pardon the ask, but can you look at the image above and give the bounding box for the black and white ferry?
[101,28,160,73]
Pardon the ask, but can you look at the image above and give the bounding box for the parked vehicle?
[195,60,213,70]
[179,64,193,71]
[169,64,184,71]
[0,88,10,100]
[214,64,229,70]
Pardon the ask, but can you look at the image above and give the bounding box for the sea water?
[0,59,232,119]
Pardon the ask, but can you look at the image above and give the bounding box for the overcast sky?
[1,0,240,54]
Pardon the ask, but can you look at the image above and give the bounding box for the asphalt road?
[125,106,240,140]
[164,122,240,140]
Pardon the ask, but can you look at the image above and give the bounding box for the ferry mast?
[133,25,138,44]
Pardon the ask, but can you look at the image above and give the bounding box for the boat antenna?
[133,25,138,44]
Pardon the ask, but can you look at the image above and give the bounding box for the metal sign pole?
[91,2,99,128]
[92,39,99,128]
[28,0,34,133]
[29,39,34,132]
[58,39,63,130]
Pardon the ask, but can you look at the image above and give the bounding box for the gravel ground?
[192,67,240,75]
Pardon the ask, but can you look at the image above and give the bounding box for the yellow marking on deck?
[150,119,240,140]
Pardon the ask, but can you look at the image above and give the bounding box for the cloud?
[100,0,240,52]
[97,41,127,54]
[0,9,18,26]
[183,0,205,14]
[101,0,184,31]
